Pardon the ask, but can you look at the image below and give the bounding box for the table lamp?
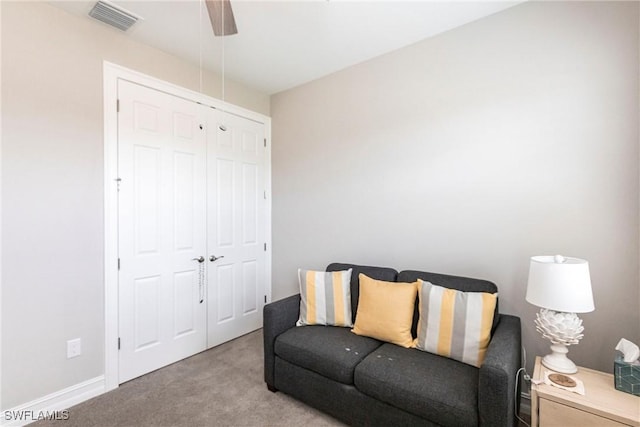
[526,255,594,374]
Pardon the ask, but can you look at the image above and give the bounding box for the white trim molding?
[103,61,120,394]
[103,61,272,391]
[264,119,273,304]
[0,376,105,427]
[0,0,4,412]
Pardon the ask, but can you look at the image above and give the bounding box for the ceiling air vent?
[89,1,139,31]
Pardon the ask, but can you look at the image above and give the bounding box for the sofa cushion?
[327,263,398,324]
[354,343,479,427]
[275,325,382,385]
[398,270,500,334]
[351,274,418,348]
[297,268,353,327]
[415,280,497,367]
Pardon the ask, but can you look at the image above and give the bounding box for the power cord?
[522,346,531,382]
[515,346,531,427]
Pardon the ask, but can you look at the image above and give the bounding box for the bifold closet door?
[118,80,207,383]
[206,109,267,348]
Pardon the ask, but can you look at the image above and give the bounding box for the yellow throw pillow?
[414,280,497,367]
[351,274,418,348]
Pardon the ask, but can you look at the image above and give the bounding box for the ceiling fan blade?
[205,0,238,36]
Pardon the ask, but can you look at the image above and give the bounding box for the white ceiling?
[50,0,523,94]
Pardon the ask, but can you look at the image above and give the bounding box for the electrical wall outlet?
[67,338,81,359]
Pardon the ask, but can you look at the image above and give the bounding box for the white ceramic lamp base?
[541,344,578,374]
[534,308,585,374]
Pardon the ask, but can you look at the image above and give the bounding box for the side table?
[531,356,640,426]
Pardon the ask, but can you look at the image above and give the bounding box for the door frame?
[103,61,272,392]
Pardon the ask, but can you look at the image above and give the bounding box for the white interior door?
[118,80,207,383]
[206,109,267,348]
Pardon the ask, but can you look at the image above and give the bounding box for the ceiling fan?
[205,0,238,36]
[88,0,237,36]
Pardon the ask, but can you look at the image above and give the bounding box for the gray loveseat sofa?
[263,263,522,426]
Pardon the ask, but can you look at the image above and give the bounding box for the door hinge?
[264,190,267,200]
[118,337,121,350]
[264,295,267,303]
[264,243,267,251]
[264,138,267,148]
[117,258,121,270]
[117,99,120,113]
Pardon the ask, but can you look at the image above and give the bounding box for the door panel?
[216,159,235,247]
[242,163,258,244]
[242,261,258,314]
[174,270,197,336]
[134,275,161,350]
[134,146,160,254]
[207,110,266,348]
[118,80,207,383]
[173,152,197,251]
[216,263,235,322]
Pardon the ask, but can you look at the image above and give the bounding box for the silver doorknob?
[209,255,225,262]
[192,256,205,263]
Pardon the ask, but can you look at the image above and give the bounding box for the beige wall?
[1,1,269,409]
[271,0,639,375]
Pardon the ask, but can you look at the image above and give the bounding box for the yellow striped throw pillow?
[414,280,497,367]
[297,269,353,327]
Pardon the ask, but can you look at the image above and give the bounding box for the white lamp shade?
[526,255,594,313]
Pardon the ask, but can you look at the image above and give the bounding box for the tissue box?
[614,356,640,396]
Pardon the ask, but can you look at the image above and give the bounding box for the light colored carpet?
[30,329,530,427]
[31,330,344,427]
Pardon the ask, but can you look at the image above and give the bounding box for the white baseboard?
[1,376,105,426]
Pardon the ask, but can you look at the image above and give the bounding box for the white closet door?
[206,109,267,348]
[118,80,207,383]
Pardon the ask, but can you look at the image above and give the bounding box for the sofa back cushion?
[326,263,398,324]
[397,270,500,336]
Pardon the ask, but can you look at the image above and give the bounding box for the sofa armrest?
[478,314,522,427]
[263,294,300,388]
